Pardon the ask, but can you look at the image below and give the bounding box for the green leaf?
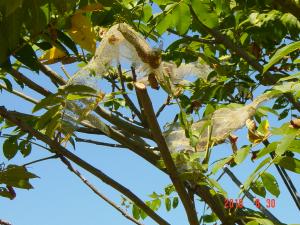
[250,218,275,225]
[256,142,278,160]
[172,3,191,35]
[33,94,63,113]
[142,4,152,22]
[202,213,218,223]
[151,198,161,211]
[164,184,175,195]
[172,196,179,208]
[246,222,259,225]
[263,41,300,73]
[165,197,171,211]
[0,187,14,199]
[287,140,300,154]
[243,157,271,191]
[276,156,300,174]
[276,134,297,156]
[14,43,39,72]
[19,140,32,157]
[260,172,280,197]
[208,178,227,197]
[3,138,18,160]
[250,179,266,198]
[0,165,38,189]
[132,204,140,220]
[66,93,95,100]
[211,156,232,174]
[61,84,97,94]
[57,30,78,55]
[191,0,218,28]
[156,13,173,35]
[35,105,61,129]
[235,146,250,164]
[45,112,61,137]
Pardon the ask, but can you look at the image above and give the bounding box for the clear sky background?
[0,8,300,225]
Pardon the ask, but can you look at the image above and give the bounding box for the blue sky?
[1,11,300,225]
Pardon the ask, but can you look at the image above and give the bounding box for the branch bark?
[134,82,199,225]
[60,156,144,225]
[0,106,169,225]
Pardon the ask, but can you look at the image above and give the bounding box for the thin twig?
[167,29,216,44]
[0,106,169,225]
[110,109,143,126]
[7,68,51,96]
[134,82,198,225]
[38,61,66,86]
[156,96,171,118]
[60,65,71,80]
[22,155,58,167]
[60,156,144,225]
[117,65,143,122]
[0,83,38,104]
[75,137,126,148]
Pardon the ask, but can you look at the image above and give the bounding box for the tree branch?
[22,155,59,167]
[0,106,170,225]
[60,156,144,225]
[167,29,216,44]
[0,82,38,104]
[134,82,199,225]
[7,68,51,96]
[117,65,144,123]
[37,62,66,86]
[75,137,126,148]
[3,69,153,155]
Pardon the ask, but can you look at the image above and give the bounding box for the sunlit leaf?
[260,172,280,197]
[263,41,300,73]
[68,13,96,53]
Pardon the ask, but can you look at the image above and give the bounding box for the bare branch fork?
[59,156,144,225]
[0,106,169,225]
